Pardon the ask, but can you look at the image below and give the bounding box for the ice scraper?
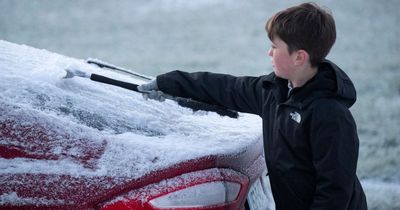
[63,65,239,118]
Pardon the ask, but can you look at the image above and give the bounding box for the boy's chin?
[273,69,286,79]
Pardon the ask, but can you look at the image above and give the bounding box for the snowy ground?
[1,0,399,209]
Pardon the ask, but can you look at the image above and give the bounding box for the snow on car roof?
[0,40,262,179]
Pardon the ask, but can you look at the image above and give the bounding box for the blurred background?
[1,0,399,209]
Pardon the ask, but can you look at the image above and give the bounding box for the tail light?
[99,168,249,210]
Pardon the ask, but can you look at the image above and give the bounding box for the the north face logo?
[290,112,301,124]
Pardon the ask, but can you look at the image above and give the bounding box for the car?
[0,40,273,210]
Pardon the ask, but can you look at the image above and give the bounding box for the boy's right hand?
[137,79,166,102]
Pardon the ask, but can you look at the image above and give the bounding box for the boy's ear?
[293,49,309,66]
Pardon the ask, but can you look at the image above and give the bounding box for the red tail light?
[99,168,249,210]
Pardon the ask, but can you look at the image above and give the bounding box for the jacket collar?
[262,60,357,109]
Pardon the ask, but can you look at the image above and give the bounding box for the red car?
[0,40,273,210]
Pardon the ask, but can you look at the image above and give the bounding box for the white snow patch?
[0,192,70,205]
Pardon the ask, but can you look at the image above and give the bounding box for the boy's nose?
[268,48,273,57]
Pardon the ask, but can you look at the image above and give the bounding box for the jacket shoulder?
[309,98,353,121]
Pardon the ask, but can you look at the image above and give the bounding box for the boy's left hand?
[137,79,166,102]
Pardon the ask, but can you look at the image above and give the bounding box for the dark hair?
[266,2,336,67]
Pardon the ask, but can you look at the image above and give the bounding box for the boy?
[139,2,367,209]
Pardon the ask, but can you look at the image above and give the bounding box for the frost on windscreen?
[0,40,262,178]
[0,39,264,207]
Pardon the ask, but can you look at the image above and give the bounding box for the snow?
[361,179,400,210]
[0,40,263,205]
[102,168,246,207]
[0,192,70,206]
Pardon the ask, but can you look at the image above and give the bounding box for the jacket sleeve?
[309,100,359,209]
[156,70,264,115]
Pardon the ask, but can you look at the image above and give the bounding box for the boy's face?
[268,37,296,80]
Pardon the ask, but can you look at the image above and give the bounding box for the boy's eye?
[271,45,276,49]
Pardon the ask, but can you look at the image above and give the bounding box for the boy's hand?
[64,64,91,79]
[137,79,166,102]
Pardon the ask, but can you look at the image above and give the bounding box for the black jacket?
[157,60,367,210]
